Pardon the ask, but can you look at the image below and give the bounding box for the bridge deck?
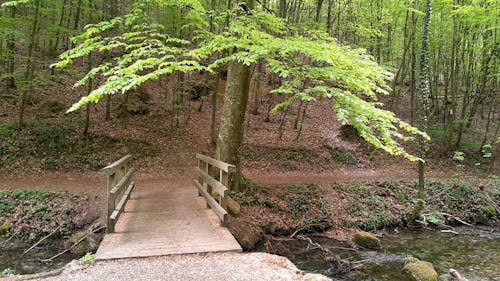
[95,179,242,260]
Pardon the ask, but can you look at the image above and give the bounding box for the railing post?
[107,172,116,233]
[220,170,228,211]
[205,163,212,208]
[197,158,203,196]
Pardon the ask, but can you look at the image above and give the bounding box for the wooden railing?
[102,155,135,233]
[194,153,235,225]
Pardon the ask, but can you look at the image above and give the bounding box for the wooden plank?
[102,155,132,175]
[194,167,228,197]
[193,180,228,223]
[110,167,135,195]
[110,182,135,222]
[196,154,235,173]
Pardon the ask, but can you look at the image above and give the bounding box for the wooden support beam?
[194,180,228,224]
[102,155,132,176]
[194,167,228,197]
[196,153,235,173]
[110,167,135,195]
[110,182,135,224]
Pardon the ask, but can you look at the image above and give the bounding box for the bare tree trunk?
[251,61,263,115]
[83,52,92,139]
[478,95,494,152]
[278,105,290,140]
[294,103,308,142]
[70,0,83,49]
[315,0,324,23]
[411,0,432,223]
[52,0,68,56]
[210,72,221,150]
[19,0,41,126]
[7,6,16,89]
[216,61,251,191]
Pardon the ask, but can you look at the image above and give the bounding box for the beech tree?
[50,0,428,190]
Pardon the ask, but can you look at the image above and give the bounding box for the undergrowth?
[0,120,160,172]
[334,177,499,231]
[0,189,91,241]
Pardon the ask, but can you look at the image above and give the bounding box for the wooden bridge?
[95,154,242,260]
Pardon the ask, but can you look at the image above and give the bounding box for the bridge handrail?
[196,153,235,173]
[102,154,135,233]
[194,154,236,225]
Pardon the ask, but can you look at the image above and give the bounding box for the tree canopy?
[48,0,429,161]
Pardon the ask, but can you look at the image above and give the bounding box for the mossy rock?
[264,221,279,235]
[227,197,241,217]
[352,231,381,249]
[227,218,264,251]
[403,257,438,281]
[0,221,11,234]
[211,194,241,217]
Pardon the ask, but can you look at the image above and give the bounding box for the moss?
[0,221,11,234]
[226,197,241,216]
[352,231,381,249]
[403,258,438,281]
[65,231,98,255]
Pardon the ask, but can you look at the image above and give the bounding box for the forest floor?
[0,70,499,276]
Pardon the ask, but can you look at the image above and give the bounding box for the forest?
[0,0,499,280]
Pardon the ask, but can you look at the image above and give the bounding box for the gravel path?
[5,253,330,281]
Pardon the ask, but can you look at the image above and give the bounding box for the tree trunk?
[7,6,16,89]
[251,61,262,115]
[315,0,324,23]
[19,0,42,126]
[52,0,68,56]
[216,61,251,192]
[83,52,92,138]
[71,0,83,49]
[210,72,221,150]
[412,0,432,223]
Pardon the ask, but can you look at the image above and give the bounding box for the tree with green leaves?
[49,0,428,191]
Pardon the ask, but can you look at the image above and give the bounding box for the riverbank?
[227,176,500,249]
[0,189,104,275]
[262,225,500,280]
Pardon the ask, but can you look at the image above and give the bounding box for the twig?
[422,213,473,226]
[296,235,331,254]
[23,225,62,256]
[41,225,105,262]
[449,268,467,281]
[289,224,328,238]
[0,230,20,248]
[441,229,460,235]
[324,245,358,252]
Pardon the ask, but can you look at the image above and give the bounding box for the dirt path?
[0,162,469,194]
[5,253,329,281]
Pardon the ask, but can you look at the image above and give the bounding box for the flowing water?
[0,241,78,275]
[261,226,500,280]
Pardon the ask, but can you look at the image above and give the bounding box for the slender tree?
[410,0,432,222]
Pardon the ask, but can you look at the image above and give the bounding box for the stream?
[1,226,499,279]
[261,226,500,280]
[0,241,78,275]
